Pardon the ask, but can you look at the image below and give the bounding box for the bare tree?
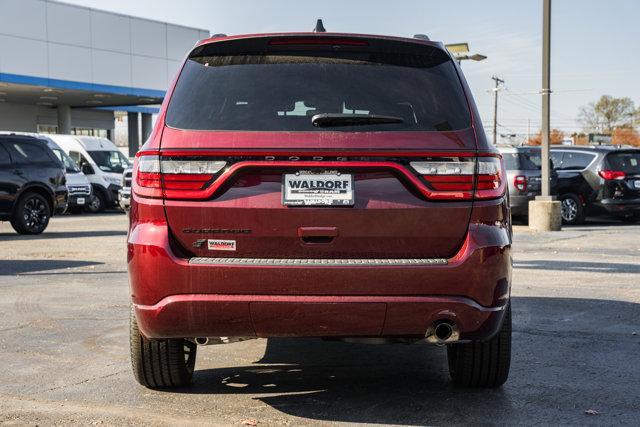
[578,95,636,133]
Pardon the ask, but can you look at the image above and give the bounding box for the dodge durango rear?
[128,30,513,389]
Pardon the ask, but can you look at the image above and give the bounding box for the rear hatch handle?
[298,226,338,245]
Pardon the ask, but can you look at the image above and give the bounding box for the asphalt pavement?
[0,213,639,425]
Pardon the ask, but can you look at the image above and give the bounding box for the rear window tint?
[556,152,595,170]
[503,151,543,170]
[166,50,470,132]
[606,151,640,174]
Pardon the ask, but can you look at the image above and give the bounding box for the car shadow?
[185,339,512,425]
[513,259,640,274]
[167,296,640,424]
[0,259,103,275]
[0,230,127,241]
[570,217,639,227]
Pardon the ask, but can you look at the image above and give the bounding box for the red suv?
[128,31,512,389]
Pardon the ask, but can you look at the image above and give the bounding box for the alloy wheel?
[561,198,578,222]
[22,197,48,232]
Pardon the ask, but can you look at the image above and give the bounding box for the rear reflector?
[410,157,504,200]
[598,170,626,180]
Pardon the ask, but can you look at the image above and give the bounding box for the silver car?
[499,146,557,219]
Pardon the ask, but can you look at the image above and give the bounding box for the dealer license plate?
[283,171,354,206]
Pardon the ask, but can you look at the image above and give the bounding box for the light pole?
[541,0,551,199]
[529,0,562,231]
[445,43,487,65]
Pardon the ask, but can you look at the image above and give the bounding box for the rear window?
[503,151,543,170]
[166,50,470,132]
[556,151,595,170]
[606,151,640,174]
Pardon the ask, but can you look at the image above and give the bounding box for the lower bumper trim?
[189,257,448,267]
[134,294,507,341]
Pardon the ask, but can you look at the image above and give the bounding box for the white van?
[40,136,92,213]
[48,135,131,212]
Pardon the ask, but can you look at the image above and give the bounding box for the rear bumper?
[135,294,507,342]
[598,198,640,213]
[129,219,512,341]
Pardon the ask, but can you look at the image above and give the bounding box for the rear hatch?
[602,150,640,199]
[150,35,500,260]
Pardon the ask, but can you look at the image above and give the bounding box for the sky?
[64,0,640,140]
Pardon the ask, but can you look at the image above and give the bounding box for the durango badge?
[207,239,236,251]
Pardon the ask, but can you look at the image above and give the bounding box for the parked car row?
[0,132,131,234]
[500,144,640,224]
[50,134,131,213]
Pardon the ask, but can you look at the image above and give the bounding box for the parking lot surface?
[1,213,639,425]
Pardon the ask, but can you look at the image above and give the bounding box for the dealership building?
[0,0,209,154]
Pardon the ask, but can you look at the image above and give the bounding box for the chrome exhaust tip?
[426,321,460,344]
[193,336,255,346]
[194,337,209,345]
[434,322,454,341]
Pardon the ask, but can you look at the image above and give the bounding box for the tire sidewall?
[12,193,51,234]
[86,192,105,213]
[560,194,584,225]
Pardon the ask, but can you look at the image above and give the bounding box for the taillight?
[598,170,626,180]
[513,175,527,192]
[410,156,504,200]
[134,154,226,198]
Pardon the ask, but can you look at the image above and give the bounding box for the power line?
[498,93,579,126]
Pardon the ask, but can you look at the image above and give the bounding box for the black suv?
[0,134,68,234]
[551,145,640,224]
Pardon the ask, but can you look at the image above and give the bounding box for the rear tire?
[560,194,585,225]
[447,304,511,388]
[10,192,51,235]
[130,307,197,388]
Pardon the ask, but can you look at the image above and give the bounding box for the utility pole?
[492,76,504,145]
[529,0,561,231]
[540,0,551,198]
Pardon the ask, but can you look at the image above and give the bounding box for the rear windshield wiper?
[311,113,404,128]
